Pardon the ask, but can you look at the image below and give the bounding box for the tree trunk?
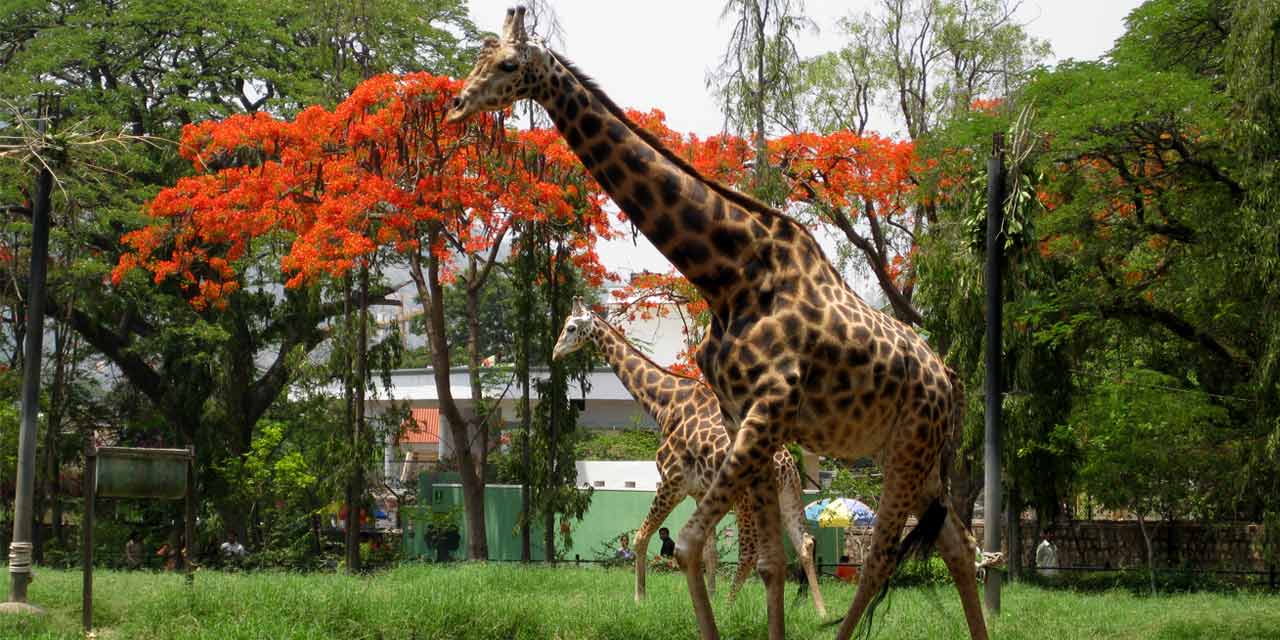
[543,365,559,564]
[752,4,769,193]
[1029,519,1042,574]
[517,119,535,563]
[1007,482,1022,580]
[50,480,63,548]
[350,265,370,571]
[344,274,361,573]
[1136,510,1157,594]
[949,454,982,529]
[464,272,490,507]
[410,237,488,561]
[36,323,72,563]
[543,250,561,563]
[311,512,323,555]
[517,234,533,562]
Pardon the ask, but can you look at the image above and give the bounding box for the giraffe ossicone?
[453,7,988,640]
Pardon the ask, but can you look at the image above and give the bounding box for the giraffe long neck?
[535,51,800,308]
[588,317,687,435]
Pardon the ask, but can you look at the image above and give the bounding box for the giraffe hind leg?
[936,504,989,640]
[858,500,948,637]
[703,532,719,597]
[834,468,948,640]
[728,495,757,603]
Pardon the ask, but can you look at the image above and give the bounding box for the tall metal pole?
[8,94,57,605]
[983,132,1006,614]
[81,448,95,631]
[184,446,195,585]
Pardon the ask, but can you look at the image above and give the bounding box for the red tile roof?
[401,408,440,445]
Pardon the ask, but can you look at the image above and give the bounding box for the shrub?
[1024,564,1249,594]
[893,556,951,587]
[574,428,661,461]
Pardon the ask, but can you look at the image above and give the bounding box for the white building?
[574,461,663,491]
[378,287,696,488]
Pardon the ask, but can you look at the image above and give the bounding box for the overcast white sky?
[465,0,1146,286]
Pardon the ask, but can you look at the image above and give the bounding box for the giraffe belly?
[704,291,953,463]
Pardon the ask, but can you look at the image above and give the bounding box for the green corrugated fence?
[405,474,843,566]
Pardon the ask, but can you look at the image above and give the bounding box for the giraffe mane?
[593,313,709,388]
[546,48,823,249]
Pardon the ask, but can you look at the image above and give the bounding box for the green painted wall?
[406,476,844,567]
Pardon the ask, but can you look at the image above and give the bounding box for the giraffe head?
[446,6,551,123]
[552,296,595,361]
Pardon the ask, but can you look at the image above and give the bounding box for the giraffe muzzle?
[551,341,571,362]
[444,96,469,123]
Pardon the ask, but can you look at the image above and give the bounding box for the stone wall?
[844,519,1272,572]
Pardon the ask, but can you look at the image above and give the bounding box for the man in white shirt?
[1036,529,1059,578]
[220,531,248,565]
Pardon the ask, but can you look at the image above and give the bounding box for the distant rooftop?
[400,408,440,445]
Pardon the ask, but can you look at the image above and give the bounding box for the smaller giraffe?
[553,297,825,617]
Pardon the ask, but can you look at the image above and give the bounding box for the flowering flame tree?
[115,72,613,560]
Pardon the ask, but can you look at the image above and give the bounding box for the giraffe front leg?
[728,495,757,603]
[634,477,684,603]
[675,417,776,640]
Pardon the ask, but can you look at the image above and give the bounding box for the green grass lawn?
[1,564,1276,639]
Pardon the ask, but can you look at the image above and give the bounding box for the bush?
[593,528,638,567]
[593,526,739,575]
[41,540,80,570]
[361,533,403,568]
[573,429,661,461]
[893,556,952,587]
[243,520,340,572]
[1024,564,1250,594]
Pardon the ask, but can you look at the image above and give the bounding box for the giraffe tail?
[895,498,949,565]
[791,575,809,609]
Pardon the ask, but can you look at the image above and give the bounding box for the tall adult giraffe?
[447,8,987,640]
[552,297,826,616]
